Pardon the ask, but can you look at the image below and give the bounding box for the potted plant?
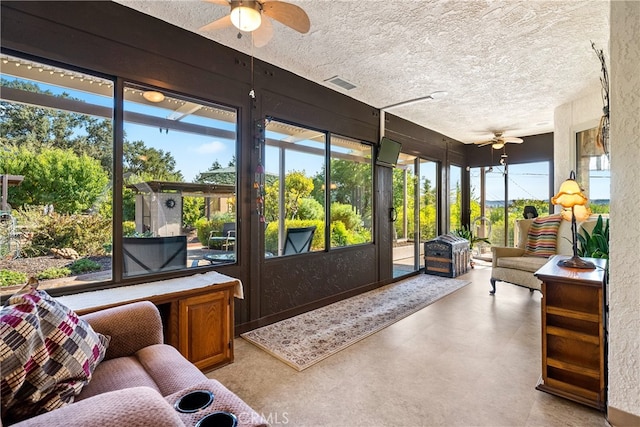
[577,215,609,259]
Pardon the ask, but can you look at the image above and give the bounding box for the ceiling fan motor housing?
[230,1,262,32]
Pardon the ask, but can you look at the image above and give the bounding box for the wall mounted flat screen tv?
[376,137,402,167]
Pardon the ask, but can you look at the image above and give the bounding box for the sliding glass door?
[392,154,438,278]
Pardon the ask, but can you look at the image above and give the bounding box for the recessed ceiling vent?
[324,75,356,90]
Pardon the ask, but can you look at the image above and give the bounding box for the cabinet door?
[178,290,232,370]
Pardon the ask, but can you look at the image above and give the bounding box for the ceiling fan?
[474,131,523,150]
[199,0,310,47]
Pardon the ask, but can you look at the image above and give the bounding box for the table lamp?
[551,171,596,269]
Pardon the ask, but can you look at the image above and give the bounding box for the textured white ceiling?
[114,0,610,144]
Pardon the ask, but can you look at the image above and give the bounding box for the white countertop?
[56,271,243,312]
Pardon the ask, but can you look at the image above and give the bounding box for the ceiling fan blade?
[476,141,493,147]
[504,136,523,144]
[262,1,310,33]
[202,0,230,5]
[199,15,232,32]
[253,16,274,47]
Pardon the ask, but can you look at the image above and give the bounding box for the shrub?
[330,203,361,230]
[330,221,348,247]
[37,267,72,280]
[182,196,204,228]
[330,221,371,247]
[0,270,27,287]
[344,226,371,245]
[195,213,235,247]
[16,208,111,257]
[123,221,137,237]
[298,198,324,220]
[70,258,102,274]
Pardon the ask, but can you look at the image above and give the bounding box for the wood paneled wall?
[1,2,556,333]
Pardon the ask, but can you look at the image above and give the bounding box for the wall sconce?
[551,171,595,269]
[230,2,262,32]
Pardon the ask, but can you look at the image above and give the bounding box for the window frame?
[0,51,243,297]
[263,117,375,259]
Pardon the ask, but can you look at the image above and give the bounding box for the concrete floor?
[208,262,609,427]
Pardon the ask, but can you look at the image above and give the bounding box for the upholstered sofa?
[490,215,597,294]
[1,299,266,427]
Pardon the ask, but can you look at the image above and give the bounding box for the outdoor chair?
[283,226,316,255]
[208,222,236,250]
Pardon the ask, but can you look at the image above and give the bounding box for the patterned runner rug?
[241,274,470,371]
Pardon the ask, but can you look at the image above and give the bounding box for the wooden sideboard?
[534,255,607,411]
[57,271,241,372]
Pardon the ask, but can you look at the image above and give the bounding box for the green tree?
[182,196,204,228]
[421,177,437,239]
[284,171,314,219]
[264,179,280,222]
[450,181,462,231]
[194,158,236,185]
[392,167,418,240]
[298,198,324,220]
[329,158,372,223]
[264,171,316,221]
[1,146,109,214]
[123,140,183,182]
[1,79,113,173]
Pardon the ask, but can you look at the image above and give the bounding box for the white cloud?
[196,140,226,154]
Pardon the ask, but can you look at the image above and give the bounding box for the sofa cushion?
[76,344,207,401]
[136,344,208,396]
[497,256,549,273]
[524,214,562,257]
[11,387,185,427]
[76,355,161,401]
[0,285,109,423]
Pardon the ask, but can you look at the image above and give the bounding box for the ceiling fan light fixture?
[492,142,504,150]
[143,90,165,103]
[230,2,262,32]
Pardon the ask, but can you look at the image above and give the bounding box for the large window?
[122,83,237,277]
[470,161,550,250]
[507,162,550,246]
[329,135,373,248]
[264,119,373,257]
[576,126,610,214]
[1,53,114,289]
[0,53,239,294]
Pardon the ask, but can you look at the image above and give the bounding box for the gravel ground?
[0,255,112,277]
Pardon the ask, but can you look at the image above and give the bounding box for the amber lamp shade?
[552,171,596,269]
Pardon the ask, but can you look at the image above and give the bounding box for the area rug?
[241,274,470,371]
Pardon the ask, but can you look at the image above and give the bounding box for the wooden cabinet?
[59,272,239,372]
[534,255,607,411]
[177,287,233,370]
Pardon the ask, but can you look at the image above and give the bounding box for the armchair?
[283,226,316,255]
[5,301,265,427]
[490,216,598,294]
[208,222,236,250]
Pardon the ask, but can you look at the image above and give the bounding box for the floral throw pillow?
[524,214,563,257]
[0,283,110,424]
